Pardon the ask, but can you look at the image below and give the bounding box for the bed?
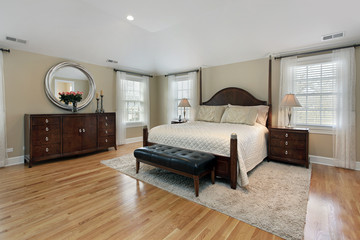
[143,87,272,189]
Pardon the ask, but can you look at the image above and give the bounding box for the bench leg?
[211,167,215,184]
[194,176,199,197]
[136,159,140,174]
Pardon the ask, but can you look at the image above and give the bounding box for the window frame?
[123,75,146,128]
[291,54,337,134]
[174,75,192,120]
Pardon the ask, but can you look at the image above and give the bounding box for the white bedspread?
[148,121,268,186]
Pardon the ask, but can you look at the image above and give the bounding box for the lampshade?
[280,94,302,107]
[178,98,191,108]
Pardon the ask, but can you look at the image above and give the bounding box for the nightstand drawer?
[271,147,306,160]
[271,130,306,141]
[270,139,306,149]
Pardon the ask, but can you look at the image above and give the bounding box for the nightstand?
[171,120,186,124]
[268,127,309,168]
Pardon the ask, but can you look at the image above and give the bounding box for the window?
[293,58,337,128]
[122,75,149,127]
[175,75,191,119]
[167,72,197,122]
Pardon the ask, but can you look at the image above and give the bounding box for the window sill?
[296,125,334,135]
[126,122,145,128]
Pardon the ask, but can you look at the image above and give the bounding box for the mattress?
[148,121,268,186]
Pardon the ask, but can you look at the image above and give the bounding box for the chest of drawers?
[268,127,309,168]
[24,113,117,167]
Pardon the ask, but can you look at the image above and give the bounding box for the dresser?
[268,127,309,168]
[24,113,117,167]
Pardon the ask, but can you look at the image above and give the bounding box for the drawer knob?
[105,130,108,134]
[285,141,288,146]
[79,129,82,133]
[105,139,108,143]
[83,128,86,133]
[45,137,49,142]
[45,127,49,132]
[285,133,288,138]
[45,118,49,123]
[105,123,108,127]
[105,116,108,120]
[285,150,288,155]
[45,148,49,153]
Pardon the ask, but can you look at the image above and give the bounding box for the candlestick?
[95,98,100,113]
[100,95,105,113]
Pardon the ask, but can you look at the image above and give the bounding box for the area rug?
[101,154,312,240]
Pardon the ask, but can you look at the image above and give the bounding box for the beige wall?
[3,49,156,158]
[156,50,360,160]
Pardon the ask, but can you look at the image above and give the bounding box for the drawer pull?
[45,148,49,153]
[105,139,108,143]
[45,118,49,123]
[285,133,288,138]
[83,128,86,133]
[79,129,82,133]
[45,127,49,132]
[285,150,288,155]
[285,141,288,146]
[105,130,108,134]
[105,116,108,120]
[45,137,49,142]
[105,123,108,127]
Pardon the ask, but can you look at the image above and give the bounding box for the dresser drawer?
[98,136,115,148]
[98,128,114,137]
[99,115,115,125]
[32,144,61,158]
[270,138,306,150]
[271,130,306,141]
[270,147,306,160]
[32,117,60,126]
[31,124,60,143]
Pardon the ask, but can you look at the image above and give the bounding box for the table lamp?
[178,98,191,122]
[280,94,302,127]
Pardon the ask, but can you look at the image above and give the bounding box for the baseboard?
[310,155,360,171]
[125,136,142,144]
[6,155,24,166]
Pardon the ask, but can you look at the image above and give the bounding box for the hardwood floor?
[0,143,358,239]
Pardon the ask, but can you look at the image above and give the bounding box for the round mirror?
[45,62,96,111]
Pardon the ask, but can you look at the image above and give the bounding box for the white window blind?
[292,56,337,128]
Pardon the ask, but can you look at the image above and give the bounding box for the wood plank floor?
[0,143,358,239]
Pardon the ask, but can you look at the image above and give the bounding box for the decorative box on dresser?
[268,127,309,168]
[24,113,117,167]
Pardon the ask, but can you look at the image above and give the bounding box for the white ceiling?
[1,0,360,75]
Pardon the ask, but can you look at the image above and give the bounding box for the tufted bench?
[134,144,215,197]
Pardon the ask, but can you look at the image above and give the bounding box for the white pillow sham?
[220,106,258,125]
[196,105,226,123]
[228,104,269,126]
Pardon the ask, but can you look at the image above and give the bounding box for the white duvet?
[148,121,268,186]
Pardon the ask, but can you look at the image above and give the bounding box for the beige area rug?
[101,154,312,240]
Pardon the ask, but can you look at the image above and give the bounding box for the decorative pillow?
[221,106,258,125]
[228,104,269,126]
[196,105,226,122]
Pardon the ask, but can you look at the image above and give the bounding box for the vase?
[72,102,78,113]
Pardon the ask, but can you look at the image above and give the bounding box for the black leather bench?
[134,144,215,197]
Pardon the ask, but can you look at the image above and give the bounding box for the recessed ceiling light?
[126,15,134,21]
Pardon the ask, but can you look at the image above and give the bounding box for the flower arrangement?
[59,91,83,105]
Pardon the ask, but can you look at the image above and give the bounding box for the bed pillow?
[228,104,269,126]
[221,106,258,125]
[196,105,226,122]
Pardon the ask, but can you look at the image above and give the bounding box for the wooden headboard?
[202,87,267,106]
[201,87,271,128]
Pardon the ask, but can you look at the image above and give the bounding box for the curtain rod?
[274,43,360,60]
[113,69,153,78]
[0,48,10,53]
[165,69,199,77]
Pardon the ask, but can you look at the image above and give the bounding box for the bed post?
[268,55,272,128]
[143,126,148,147]
[230,133,238,189]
